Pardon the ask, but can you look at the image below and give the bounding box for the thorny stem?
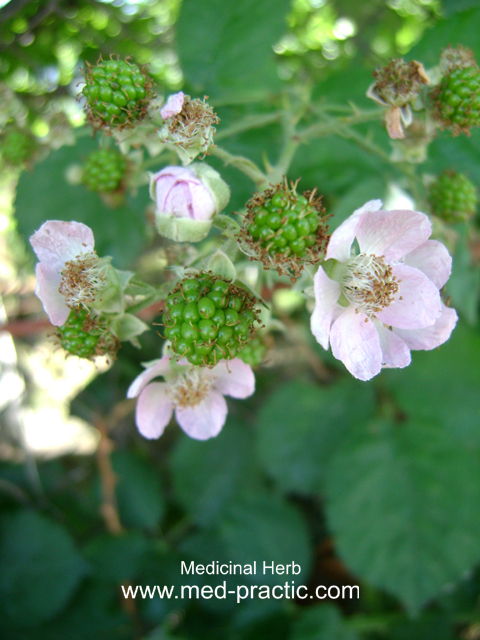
[210,145,267,188]
[215,112,283,141]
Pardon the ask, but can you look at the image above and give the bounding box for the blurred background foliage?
[1,0,480,639]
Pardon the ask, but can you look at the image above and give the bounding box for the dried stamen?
[342,253,399,316]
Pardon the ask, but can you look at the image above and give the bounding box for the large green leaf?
[381,322,480,446]
[255,379,375,495]
[291,604,360,640]
[325,419,480,615]
[0,510,87,626]
[170,420,261,526]
[111,451,165,531]
[176,0,291,100]
[15,136,148,269]
[219,491,312,586]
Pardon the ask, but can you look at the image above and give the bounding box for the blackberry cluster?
[57,308,119,359]
[1,127,37,167]
[163,273,259,367]
[81,57,154,130]
[82,148,127,193]
[432,65,480,136]
[429,171,477,223]
[237,335,267,368]
[240,181,329,280]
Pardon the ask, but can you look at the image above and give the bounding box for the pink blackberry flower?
[127,355,255,440]
[30,220,109,326]
[310,200,458,381]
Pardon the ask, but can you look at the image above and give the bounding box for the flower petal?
[375,264,442,329]
[326,200,383,262]
[160,91,185,119]
[375,322,411,369]
[210,358,255,398]
[35,263,70,326]
[136,382,174,439]
[404,240,452,289]
[30,221,95,272]
[393,304,458,351]
[127,354,173,398]
[175,390,227,440]
[310,266,342,349]
[356,209,431,261]
[330,306,382,381]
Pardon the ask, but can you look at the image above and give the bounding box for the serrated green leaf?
[170,421,261,526]
[219,491,312,586]
[291,604,360,640]
[176,0,290,100]
[255,379,376,495]
[112,451,165,531]
[381,321,480,445]
[0,510,87,625]
[325,419,480,615]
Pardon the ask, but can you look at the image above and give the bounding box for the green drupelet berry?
[240,180,329,280]
[163,273,260,367]
[432,65,480,136]
[57,308,120,360]
[1,127,37,167]
[82,148,128,193]
[429,171,477,223]
[81,57,154,131]
[237,335,267,367]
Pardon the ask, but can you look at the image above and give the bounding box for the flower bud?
[150,164,230,243]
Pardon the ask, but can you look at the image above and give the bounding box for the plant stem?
[210,145,267,188]
[215,112,282,141]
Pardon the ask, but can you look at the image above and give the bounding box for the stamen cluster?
[167,368,215,408]
[162,94,218,153]
[162,273,259,367]
[342,253,399,317]
[239,179,330,281]
[59,251,108,309]
[372,58,429,107]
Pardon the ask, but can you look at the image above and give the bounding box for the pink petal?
[310,266,342,349]
[355,209,431,261]
[189,182,216,221]
[330,306,383,381]
[30,221,94,272]
[35,263,70,326]
[326,200,383,262]
[161,92,185,119]
[375,264,442,330]
[175,390,227,440]
[404,240,452,289]
[127,355,174,398]
[210,358,255,398]
[136,382,174,439]
[375,322,411,369]
[393,304,458,351]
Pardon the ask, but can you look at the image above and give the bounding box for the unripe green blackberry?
[57,308,120,359]
[163,272,260,367]
[429,170,477,222]
[239,180,329,281]
[431,57,480,136]
[82,148,127,193]
[237,335,267,368]
[1,126,37,167]
[81,56,154,131]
